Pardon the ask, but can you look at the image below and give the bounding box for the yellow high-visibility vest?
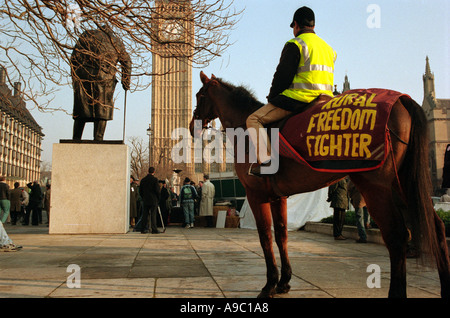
[281,33,337,103]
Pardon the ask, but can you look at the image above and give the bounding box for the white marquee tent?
[239,188,333,231]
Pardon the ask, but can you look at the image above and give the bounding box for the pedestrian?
[348,180,370,243]
[27,181,42,226]
[180,177,198,229]
[0,176,10,224]
[133,179,145,233]
[139,167,161,234]
[0,221,22,252]
[247,6,336,176]
[159,180,170,227]
[166,186,174,217]
[190,180,199,216]
[20,187,29,225]
[200,175,215,227]
[195,181,203,216]
[44,184,51,225]
[442,144,450,189]
[440,189,450,202]
[169,187,178,208]
[327,178,348,240]
[9,182,22,225]
[129,176,138,228]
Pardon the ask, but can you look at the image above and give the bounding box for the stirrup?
[248,161,271,177]
[247,162,261,177]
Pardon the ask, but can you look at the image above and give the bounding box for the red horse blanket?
[278,89,409,173]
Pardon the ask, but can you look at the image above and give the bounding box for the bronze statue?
[70,25,131,141]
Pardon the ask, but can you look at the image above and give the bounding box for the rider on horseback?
[247,6,337,176]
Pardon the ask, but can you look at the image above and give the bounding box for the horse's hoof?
[257,289,275,298]
[276,283,291,294]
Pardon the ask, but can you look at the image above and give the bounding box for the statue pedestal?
[49,142,130,234]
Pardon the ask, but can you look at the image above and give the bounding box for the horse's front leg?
[248,194,279,298]
[271,196,291,294]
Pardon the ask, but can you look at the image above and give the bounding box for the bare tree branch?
[128,135,149,180]
[0,0,242,111]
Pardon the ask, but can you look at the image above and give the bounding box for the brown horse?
[190,71,450,298]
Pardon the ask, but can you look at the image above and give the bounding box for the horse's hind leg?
[247,192,279,298]
[271,196,292,294]
[384,190,411,298]
[370,189,409,297]
[433,212,450,298]
[352,178,409,298]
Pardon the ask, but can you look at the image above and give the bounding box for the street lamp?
[146,124,153,167]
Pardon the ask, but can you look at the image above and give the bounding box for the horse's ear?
[200,71,210,84]
[211,74,217,80]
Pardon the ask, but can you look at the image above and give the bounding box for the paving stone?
[0,224,443,299]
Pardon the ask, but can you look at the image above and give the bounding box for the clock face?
[161,20,183,41]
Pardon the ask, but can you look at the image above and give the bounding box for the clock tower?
[151,0,194,176]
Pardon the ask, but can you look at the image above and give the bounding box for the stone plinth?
[49,142,130,234]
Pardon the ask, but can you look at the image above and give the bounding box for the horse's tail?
[398,96,439,263]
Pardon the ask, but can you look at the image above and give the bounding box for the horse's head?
[189,72,220,137]
[190,71,264,137]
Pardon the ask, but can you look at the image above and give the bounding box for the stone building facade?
[0,67,44,186]
[421,56,450,195]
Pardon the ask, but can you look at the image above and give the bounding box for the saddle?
[267,89,409,173]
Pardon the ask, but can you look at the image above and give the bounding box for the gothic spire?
[343,74,350,93]
[425,55,432,76]
[423,55,436,103]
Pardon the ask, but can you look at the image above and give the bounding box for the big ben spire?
[150,0,194,177]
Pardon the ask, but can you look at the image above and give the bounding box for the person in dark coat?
[129,176,138,228]
[139,167,161,234]
[442,144,450,189]
[71,24,131,141]
[158,180,170,227]
[43,184,51,225]
[327,178,348,240]
[9,182,23,225]
[26,181,42,226]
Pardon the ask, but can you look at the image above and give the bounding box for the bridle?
[193,82,217,130]
[192,78,249,132]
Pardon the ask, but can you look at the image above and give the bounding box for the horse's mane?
[216,78,265,112]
